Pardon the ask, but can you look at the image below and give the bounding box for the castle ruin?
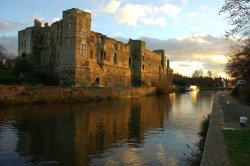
[18,8,173,90]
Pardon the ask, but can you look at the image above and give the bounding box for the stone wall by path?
[0,85,157,105]
[201,93,230,166]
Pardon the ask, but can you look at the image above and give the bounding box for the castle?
[18,8,173,90]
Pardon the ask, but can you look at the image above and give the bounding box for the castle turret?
[129,39,145,87]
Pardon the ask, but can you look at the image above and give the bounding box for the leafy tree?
[220,0,250,38]
[226,39,250,79]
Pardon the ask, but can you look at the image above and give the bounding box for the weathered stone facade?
[18,8,173,90]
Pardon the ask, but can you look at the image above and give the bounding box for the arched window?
[113,52,118,64]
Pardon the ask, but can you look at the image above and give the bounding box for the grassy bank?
[224,129,250,166]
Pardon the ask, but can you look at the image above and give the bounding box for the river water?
[0,91,215,165]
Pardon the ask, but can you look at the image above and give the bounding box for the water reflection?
[0,91,214,165]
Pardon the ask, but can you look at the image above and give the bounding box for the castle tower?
[129,39,145,87]
[59,8,91,86]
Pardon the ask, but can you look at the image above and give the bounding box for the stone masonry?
[18,8,173,90]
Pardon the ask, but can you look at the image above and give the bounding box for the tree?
[192,69,203,78]
[207,70,213,78]
[13,57,33,76]
[220,0,250,38]
[226,39,250,79]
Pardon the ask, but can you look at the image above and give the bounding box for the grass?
[224,129,250,166]
[0,70,16,78]
[0,70,24,84]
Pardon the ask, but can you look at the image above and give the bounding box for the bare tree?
[220,0,250,38]
[226,39,250,79]
[207,70,213,78]
[192,69,204,78]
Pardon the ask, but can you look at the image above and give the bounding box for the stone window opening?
[99,50,104,61]
[82,31,86,38]
[90,35,94,43]
[142,64,144,70]
[104,51,107,60]
[113,52,118,64]
[99,36,105,44]
[80,44,86,54]
[95,77,100,85]
[112,44,117,50]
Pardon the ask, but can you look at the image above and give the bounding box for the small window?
[142,64,144,70]
[82,32,86,38]
[104,51,107,60]
[80,44,86,54]
[90,35,94,43]
[112,44,117,50]
[113,52,118,64]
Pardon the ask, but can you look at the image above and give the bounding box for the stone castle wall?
[0,85,157,105]
[18,8,173,90]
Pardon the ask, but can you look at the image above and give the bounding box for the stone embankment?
[201,93,230,166]
[0,85,157,105]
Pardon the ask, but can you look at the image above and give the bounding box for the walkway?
[201,90,250,166]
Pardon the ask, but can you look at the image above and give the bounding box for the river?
[0,91,215,165]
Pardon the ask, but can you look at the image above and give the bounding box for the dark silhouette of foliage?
[226,39,250,80]
[220,0,250,38]
[13,57,33,76]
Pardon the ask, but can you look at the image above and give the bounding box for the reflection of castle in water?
[1,96,172,165]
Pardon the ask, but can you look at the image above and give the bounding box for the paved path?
[201,90,250,166]
[219,90,250,129]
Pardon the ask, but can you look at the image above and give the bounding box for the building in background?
[18,8,172,90]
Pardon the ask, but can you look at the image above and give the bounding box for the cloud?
[0,20,25,32]
[186,12,199,18]
[137,35,235,76]
[0,35,18,55]
[182,0,188,5]
[103,0,120,13]
[141,17,167,27]
[117,3,181,27]
[159,4,181,18]
[117,4,149,26]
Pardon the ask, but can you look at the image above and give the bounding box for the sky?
[0,0,235,77]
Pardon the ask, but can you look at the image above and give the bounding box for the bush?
[13,58,33,76]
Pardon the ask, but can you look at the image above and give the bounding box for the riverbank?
[201,90,250,165]
[201,93,230,166]
[0,85,157,105]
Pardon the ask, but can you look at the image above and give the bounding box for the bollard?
[240,116,248,127]
[226,100,230,106]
